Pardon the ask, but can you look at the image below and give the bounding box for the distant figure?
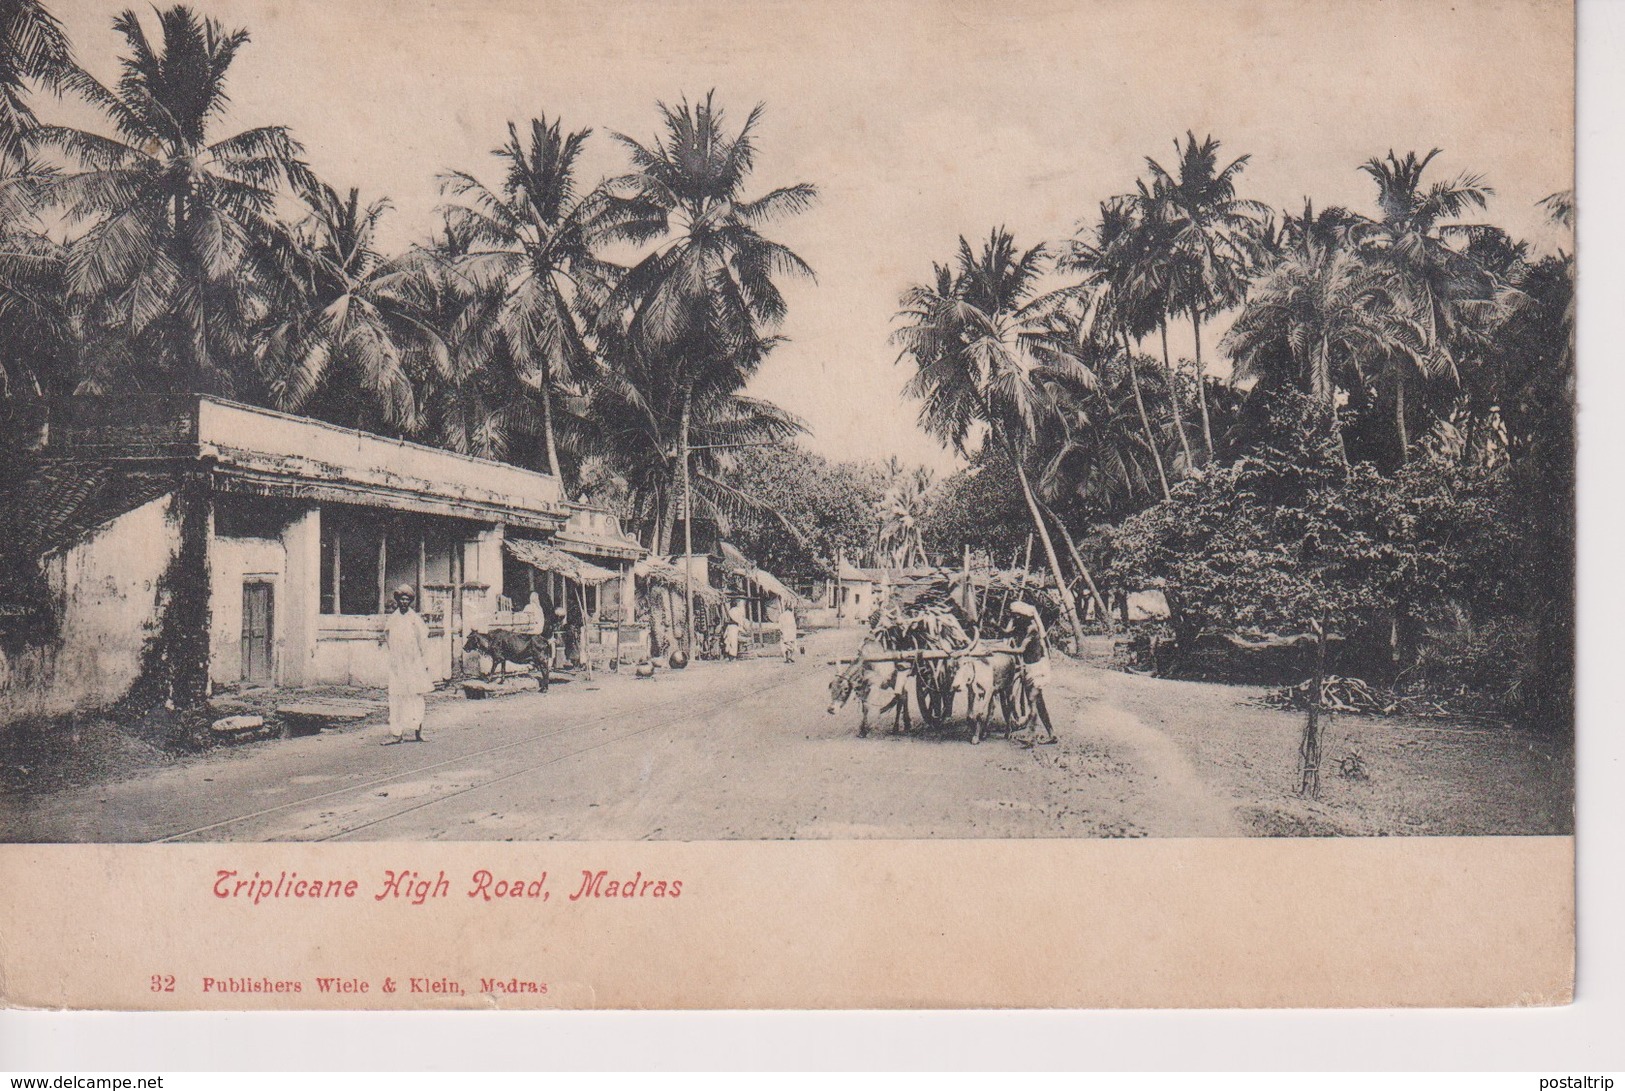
[383,584,434,745]
[779,603,799,663]
[722,598,747,660]
[1006,600,1057,746]
[551,605,569,667]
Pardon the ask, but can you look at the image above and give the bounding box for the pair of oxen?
[826,610,1030,744]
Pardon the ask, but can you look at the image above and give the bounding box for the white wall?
[208,534,285,686]
[0,494,180,724]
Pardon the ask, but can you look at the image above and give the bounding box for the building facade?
[0,396,576,723]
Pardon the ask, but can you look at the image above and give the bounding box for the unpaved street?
[1,629,1570,843]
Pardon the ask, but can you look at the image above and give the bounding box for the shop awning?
[633,556,727,605]
[743,566,806,607]
[505,539,621,584]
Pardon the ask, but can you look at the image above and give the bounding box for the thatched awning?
[743,566,806,607]
[633,556,727,606]
[505,539,621,585]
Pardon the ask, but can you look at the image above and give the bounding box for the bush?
[1106,392,1532,695]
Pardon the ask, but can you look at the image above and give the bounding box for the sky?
[49,0,1574,475]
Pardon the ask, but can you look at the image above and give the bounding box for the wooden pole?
[976,549,991,622]
[836,547,845,625]
[376,528,387,613]
[1298,620,1328,800]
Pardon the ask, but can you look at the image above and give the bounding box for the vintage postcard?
[0,0,1574,1009]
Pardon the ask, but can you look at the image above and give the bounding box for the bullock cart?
[828,641,1023,738]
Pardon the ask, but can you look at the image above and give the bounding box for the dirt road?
[0,628,1570,842]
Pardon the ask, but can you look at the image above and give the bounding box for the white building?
[0,395,583,722]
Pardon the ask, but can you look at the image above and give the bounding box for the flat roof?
[41,395,568,532]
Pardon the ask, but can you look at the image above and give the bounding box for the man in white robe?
[778,602,798,663]
[383,584,434,745]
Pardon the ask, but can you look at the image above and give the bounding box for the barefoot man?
[1008,600,1058,746]
[383,584,434,745]
[778,601,799,663]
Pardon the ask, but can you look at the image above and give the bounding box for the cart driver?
[1007,599,1058,746]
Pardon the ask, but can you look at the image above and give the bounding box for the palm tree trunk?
[1317,336,1350,468]
[656,483,677,555]
[1192,310,1216,461]
[1016,463,1088,653]
[1039,499,1113,634]
[1160,320,1196,469]
[1395,372,1410,464]
[1122,330,1172,501]
[1003,436,1087,651]
[540,382,562,480]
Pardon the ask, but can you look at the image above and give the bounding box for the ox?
[464,629,552,692]
[952,643,1030,744]
[826,637,916,738]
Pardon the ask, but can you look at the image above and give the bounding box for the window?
[320,507,385,615]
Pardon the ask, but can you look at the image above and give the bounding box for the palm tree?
[1223,210,1426,462]
[258,179,428,431]
[1354,149,1497,461]
[877,462,934,568]
[598,93,816,648]
[397,215,538,460]
[439,115,627,479]
[1036,349,1169,517]
[894,228,1092,648]
[1539,190,1574,233]
[1058,198,1174,499]
[1,0,78,167]
[1142,132,1270,460]
[38,5,312,394]
[1121,180,1198,470]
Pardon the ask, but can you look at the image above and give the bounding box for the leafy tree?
[715,444,885,579]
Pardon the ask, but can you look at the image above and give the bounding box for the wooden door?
[241,582,275,683]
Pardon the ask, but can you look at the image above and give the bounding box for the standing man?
[551,605,569,669]
[722,597,744,660]
[1007,600,1058,746]
[778,601,799,663]
[383,584,434,745]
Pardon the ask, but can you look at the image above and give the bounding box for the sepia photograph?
[0,0,1575,848]
[0,0,1581,1015]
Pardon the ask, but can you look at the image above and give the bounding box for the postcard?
[0,0,1575,1009]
